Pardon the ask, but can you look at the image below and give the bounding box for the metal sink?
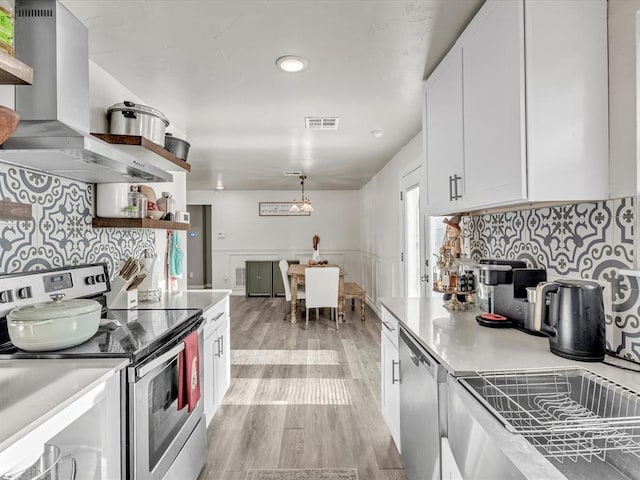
[459,367,640,480]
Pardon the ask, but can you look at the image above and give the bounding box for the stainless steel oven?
[129,324,206,480]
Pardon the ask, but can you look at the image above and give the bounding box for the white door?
[401,165,426,297]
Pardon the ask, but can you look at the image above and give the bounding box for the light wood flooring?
[198,296,406,480]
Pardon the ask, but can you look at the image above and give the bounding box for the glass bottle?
[127,186,147,218]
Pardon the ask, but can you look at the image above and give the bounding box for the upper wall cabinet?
[424,0,608,216]
[424,46,464,214]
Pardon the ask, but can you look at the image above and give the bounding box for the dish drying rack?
[460,367,640,463]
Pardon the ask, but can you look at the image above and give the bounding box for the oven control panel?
[43,272,73,292]
[0,264,110,317]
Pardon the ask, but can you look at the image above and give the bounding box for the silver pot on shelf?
[107,101,169,146]
[164,133,191,161]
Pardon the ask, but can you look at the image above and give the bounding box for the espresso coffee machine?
[477,258,547,334]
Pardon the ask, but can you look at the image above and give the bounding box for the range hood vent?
[305,117,340,131]
[0,0,172,184]
[17,6,53,17]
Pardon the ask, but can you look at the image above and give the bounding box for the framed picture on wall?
[259,202,311,216]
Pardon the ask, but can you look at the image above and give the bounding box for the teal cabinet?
[245,261,273,297]
[245,260,300,297]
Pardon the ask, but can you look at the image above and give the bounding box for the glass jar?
[126,186,147,218]
[432,263,443,292]
[0,0,14,57]
[442,264,457,292]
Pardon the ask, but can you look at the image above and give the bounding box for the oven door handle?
[135,342,185,380]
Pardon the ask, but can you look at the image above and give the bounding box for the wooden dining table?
[287,263,345,324]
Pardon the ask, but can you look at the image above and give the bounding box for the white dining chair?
[304,267,340,330]
[279,259,305,321]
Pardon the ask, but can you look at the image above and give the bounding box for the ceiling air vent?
[283,171,303,177]
[305,117,339,131]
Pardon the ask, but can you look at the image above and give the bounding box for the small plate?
[475,315,513,328]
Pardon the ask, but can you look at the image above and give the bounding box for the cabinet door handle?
[392,360,400,384]
[214,337,221,357]
[452,174,463,200]
[382,320,395,332]
[448,175,454,201]
[220,335,224,356]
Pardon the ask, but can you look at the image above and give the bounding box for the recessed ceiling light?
[276,55,307,73]
[371,129,384,139]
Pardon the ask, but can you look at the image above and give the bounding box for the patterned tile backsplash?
[0,163,155,278]
[462,197,639,363]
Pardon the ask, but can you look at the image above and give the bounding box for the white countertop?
[138,289,230,312]
[0,358,127,469]
[380,297,640,480]
[379,297,640,395]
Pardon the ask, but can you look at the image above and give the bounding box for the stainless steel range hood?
[0,0,172,184]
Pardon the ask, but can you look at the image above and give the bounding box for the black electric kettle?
[534,279,605,361]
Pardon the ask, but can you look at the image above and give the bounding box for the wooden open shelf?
[0,200,32,221]
[0,51,33,85]
[91,133,191,172]
[92,217,190,231]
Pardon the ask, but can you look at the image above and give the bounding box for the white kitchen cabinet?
[202,295,231,427]
[380,307,400,451]
[424,45,464,214]
[460,0,526,209]
[0,361,124,480]
[424,0,608,215]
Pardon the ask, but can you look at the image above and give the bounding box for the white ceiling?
[62,0,482,191]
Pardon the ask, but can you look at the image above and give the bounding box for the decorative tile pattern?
[0,164,155,278]
[464,198,640,363]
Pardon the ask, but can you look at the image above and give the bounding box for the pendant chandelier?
[290,175,314,212]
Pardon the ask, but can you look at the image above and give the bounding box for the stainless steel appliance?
[0,264,207,480]
[0,0,172,184]
[398,327,444,480]
[534,279,606,361]
[107,101,169,147]
[477,258,547,334]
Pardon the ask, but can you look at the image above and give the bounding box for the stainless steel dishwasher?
[399,327,442,480]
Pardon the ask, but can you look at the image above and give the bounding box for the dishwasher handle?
[400,327,436,374]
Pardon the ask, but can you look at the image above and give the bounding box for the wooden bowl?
[0,106,19,145]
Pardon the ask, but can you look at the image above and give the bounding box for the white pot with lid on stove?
[7,294,101,351]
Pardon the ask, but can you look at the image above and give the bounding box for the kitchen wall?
[360,132,422,314]
[208,190,360,294]
[463,197,639,363]
[0,162,155,276]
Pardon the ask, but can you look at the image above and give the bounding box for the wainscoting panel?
[360,252,375,305]
[376,257,396,305]
[215,250,361,295]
